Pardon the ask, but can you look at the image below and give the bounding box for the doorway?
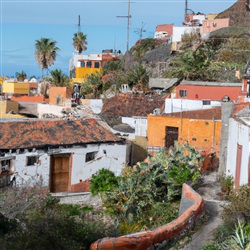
[165,126,179,149]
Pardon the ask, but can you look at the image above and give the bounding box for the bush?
[222,185,250,224]
[90,168,119,196]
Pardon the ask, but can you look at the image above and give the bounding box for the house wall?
[75,67,101,79]
[174,84,242,102]
[37,103,64,118]
[0,100,19,114]
[172,27,201,43]
[2,82,29,94]
[164,99,221,114]
[49,87,71,106]
[147,115,221,154]
[226,118,250,187]
[8,143,127,191]
[202,18,229,36]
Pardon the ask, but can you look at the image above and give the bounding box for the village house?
[172,80,242,102]
[224,102,250,189]
[0,119,127,192]
[147,107,222,155]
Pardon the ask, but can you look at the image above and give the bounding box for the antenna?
[117,0,131,52]
[135,22,146,40]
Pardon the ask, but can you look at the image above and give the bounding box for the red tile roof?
[232,102,249,117]
[163,107,221,120]
[0,119,124,149]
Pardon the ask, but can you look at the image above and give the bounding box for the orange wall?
[147,115,221,154]
[49,87,71,106]
[202,18,229,35]
[175,84,241,102]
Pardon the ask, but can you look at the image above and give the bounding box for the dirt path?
[178,171,227,250]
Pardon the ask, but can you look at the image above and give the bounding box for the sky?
[0,0,236,78]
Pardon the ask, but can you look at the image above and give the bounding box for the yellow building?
[2,82,29,94]
[69,50,120,84]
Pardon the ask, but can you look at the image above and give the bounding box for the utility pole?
[117,0,131,52]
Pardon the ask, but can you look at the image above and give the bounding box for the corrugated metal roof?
[180,80,242,87]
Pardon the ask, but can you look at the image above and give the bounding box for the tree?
[15,70,27,81]
[73,32,87,54]
[49,69,70,87]
[81,72,103,98]
[35,38,60,77]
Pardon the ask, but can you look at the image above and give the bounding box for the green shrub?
[90,168,119,196]
[222,185,250,224]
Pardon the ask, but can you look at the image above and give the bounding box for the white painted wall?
[37,103,64,118]
[134,117,147,137]
[172,27,201,43]
[6,142,127,188]
[164,99,221,113]
[226,118,250,186]
[122,117,135,128]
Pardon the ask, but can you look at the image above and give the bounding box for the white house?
[226,105,250,189]
[0,119,127,193]
[164,99,221,114]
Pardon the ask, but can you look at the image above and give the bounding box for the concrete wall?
[219,102,234,176]
[164,99,221,114]
[37,103,64,118]
[90,183,205,250]
[226,118,250,187]
[80,99,103,114]
[147,115,221,154]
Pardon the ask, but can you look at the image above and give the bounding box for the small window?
[202,100,211,105]
[212,23,217,27]
[26,156,38,166]
[0,160,11,172]
[192,138,196,141]
[86,61,92,68]
[94,62,100,68]
[179,90,187,98]
[85,152,98,162]
[80,61,85,67]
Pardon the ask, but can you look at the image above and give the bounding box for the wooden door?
[50,154,70,193]
[165,126,179,149]
[235,144,242,190]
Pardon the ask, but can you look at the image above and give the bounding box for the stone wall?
[90,183,205,250]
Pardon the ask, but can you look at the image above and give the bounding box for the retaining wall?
[90,183,205,250]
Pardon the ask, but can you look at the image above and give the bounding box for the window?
[80,61,85,67]
[179,90,187,98]
[212,23,217,27]
[85,152,98,162]
[94,62,100,68]
[202,100,211,105]
[0,160,11,172]
[26,156,38,166]
[86,61,92,68]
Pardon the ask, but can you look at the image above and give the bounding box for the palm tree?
[49,69,70,87]
[73,32,87,54]
[35,38,60,77]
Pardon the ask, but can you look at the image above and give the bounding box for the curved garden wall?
[90,183,205,250]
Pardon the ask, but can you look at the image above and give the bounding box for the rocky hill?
[216,0,250,27]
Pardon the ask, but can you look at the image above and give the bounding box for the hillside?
[216,0,250,27]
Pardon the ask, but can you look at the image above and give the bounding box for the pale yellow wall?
[2,82,29,94]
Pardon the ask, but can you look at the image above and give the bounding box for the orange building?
[49,86,72,106]
[202,18,229,35]
[147,107,222,155]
